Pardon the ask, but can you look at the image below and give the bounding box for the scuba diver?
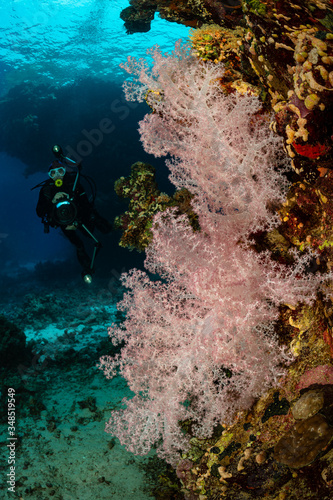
[33,145,112,283]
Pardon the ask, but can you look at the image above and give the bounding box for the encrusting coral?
[114,161,198,251]
[120,0,243,34]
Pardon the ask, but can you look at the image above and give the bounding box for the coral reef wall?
[103,1,333,498]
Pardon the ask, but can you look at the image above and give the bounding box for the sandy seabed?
[0,277,160,500]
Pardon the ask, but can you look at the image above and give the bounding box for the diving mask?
[49,166,66,179]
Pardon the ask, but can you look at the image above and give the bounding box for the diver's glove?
[52,192,69,203]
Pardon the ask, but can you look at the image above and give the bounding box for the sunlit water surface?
[0,0,190,94]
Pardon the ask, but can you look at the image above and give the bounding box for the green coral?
[244,0,267,15]
[318,240,333,251]
[114,161,199,252]
[190,24,245,65]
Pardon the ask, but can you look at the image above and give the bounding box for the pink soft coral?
[99,43,324,463]
[121,42,289,238]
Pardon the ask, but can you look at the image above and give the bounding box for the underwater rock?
[189,24,245,64]
[291,390,324,420]
[321,462,333,487]
[120,4,156,34]
[0,314,30,370]
[274,413,333,468]
[120,0,243,33]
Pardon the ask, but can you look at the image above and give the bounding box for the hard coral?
[114,161,169,251]
[273,30,333,177]
[278,170,333,266]
[189,24,261,95]
[242,0,333,181]
[114,161,198,251]
[190,24,244,64]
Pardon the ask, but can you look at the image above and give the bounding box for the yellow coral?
[189,24,245,66]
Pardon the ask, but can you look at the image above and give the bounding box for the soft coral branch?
[100,43,326,463]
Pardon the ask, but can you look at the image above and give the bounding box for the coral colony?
[99,1,333,497]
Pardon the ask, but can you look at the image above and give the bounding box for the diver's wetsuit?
[36,173,112,273]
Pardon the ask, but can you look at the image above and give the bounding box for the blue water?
[0,153,71,269]
[0,0,189,270]
[0,0,190,94]
[0,3,189,499]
